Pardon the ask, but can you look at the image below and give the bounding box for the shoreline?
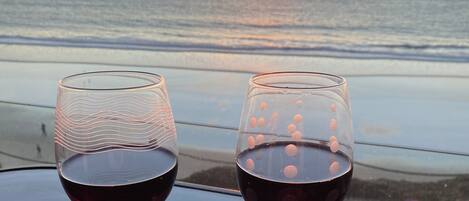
[3,59,469,78]
[2,45,469,78]
[1,37,469,63]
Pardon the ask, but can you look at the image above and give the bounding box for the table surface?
[0,167,243,201]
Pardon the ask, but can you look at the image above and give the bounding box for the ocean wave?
[1,35,469,62]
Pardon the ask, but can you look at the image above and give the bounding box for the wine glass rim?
[250,71,346,90]
[58,70,164,91]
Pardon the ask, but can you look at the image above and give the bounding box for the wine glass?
[54,71,178,201]
[236,72,353,201]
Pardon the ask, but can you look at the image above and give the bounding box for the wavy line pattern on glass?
[55,94,176,154]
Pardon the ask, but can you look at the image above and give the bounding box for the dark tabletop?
[0,167,243,201]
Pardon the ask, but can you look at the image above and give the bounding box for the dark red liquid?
[59,149,177,201]
[237,141,352,201]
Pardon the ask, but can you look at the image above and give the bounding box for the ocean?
[0,0,468,62]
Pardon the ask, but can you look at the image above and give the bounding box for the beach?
[2,45,469,153]
[1,46,469,181]
[0,51,469,201]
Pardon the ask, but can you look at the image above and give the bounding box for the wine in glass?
[236,72,353,201]
[55,71,178,201]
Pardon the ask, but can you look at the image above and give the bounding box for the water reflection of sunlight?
[201,0,313,48]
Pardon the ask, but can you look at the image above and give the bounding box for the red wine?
[59,149,177,201]
[236,141,352,201]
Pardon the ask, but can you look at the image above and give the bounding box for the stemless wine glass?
[55,71,178,201]
[236,72,353,201]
